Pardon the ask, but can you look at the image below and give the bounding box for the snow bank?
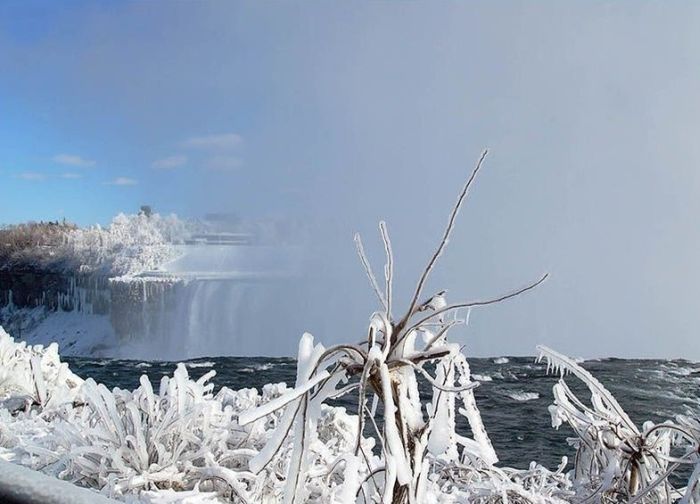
[18,311,119,356]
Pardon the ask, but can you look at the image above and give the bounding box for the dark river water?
[63,355,700,471]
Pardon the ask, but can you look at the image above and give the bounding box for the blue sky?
[0,1,326,223]
[2,2,700,357]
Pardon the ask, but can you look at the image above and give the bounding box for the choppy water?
[64,355,700,470]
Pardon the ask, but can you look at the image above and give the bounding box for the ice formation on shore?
[1,323,699,503]
[0,326,374,503]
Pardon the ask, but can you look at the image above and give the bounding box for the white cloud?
[152,154,187,170]
[17,172,46,181]
[52,154,96,167]
[183,133,243,150]
[107,177,137,186]
[204,156,243,172]
[60,172,83,179]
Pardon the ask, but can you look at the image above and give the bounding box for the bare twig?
[400,150,488,329]
[396,273,549,349]
[354,232,388,311]
[398,359,479,393]
[379,221,394,321]
[423,320,461,352]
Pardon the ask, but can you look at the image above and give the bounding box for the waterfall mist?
[110,244,313,360]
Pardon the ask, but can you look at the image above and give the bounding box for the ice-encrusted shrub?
[422,457,574,503]
[50,366,230,494]
[234,151,699,503]
[538,345,700,503]
[676,416,700,502]
[30,369,309,500]
[237,151,568,504]
[0,330,378,502]
[0,326,82,411]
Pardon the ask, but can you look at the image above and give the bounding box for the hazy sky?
[2,2,700,358]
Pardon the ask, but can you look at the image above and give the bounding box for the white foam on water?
[667,367,694,377]
[505,391,539,402]
[186,361,215,369]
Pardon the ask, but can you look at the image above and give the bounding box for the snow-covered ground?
[0,303,119,357]
[20,311,119,357]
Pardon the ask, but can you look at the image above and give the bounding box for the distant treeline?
[0,214,178,275]
[0,221,79,272]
